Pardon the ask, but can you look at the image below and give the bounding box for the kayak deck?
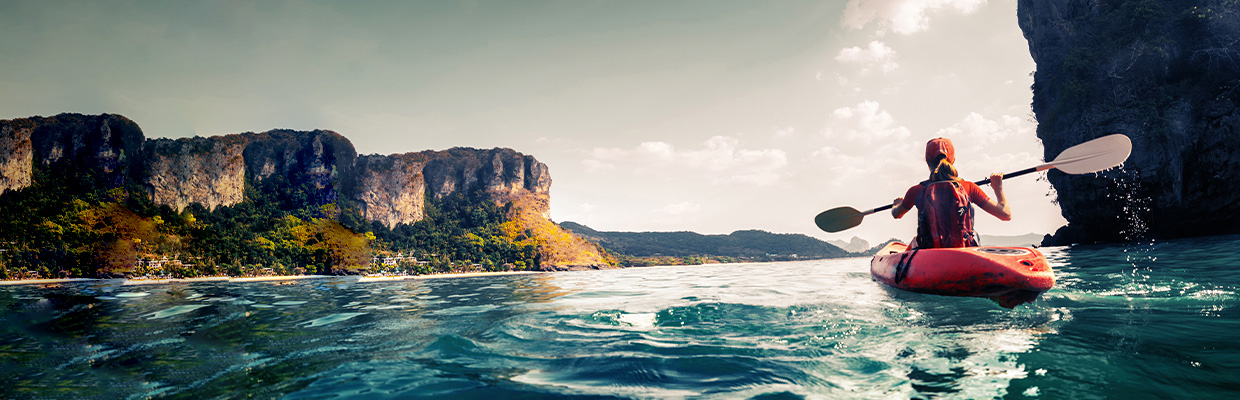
[870,241,1054,308]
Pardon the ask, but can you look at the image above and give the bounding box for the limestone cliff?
[238,130,357,203]
[353,153,427,228]
[143,130,357,211]
[419,148,552,215]
[0,114,144,194]
[1019,0,1240,244]
[354,148,606,269]
[143,136,247,211]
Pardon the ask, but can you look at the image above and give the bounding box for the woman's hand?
[891,197,908,219]
[982,173,1011,221]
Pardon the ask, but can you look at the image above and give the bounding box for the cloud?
[932,112,1042,176]
[813,100,927,193]
[582,136,788,186]
[935,112,1031,147]
[842,0,987,35]
[825,100,911,144]
[836,41,899,74]
[638,141,676,160]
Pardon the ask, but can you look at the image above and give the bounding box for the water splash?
[1103,167,1152,241]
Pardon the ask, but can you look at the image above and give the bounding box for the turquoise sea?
[3,235,1239,399]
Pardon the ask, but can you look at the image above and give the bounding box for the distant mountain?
[980,234,1046,247]
[827,237,871,253]
[559,222,852,261]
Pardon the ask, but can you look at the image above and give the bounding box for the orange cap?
[925,137,955,165]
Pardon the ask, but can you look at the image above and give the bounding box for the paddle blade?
[815,206,865,233]
[1047,134,1132,174]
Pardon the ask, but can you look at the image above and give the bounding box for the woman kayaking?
[890,137,1011,249]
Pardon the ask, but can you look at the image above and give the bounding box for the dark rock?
[1019,0,1240,244]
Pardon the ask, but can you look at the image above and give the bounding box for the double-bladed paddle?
[813,134,1133,233]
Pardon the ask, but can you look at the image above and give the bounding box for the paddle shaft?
[971,165,1051,186]
[861,165,1052,217]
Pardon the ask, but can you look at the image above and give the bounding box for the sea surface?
[3,235,1239,399]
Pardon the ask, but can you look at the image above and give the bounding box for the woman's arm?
[977,173,1012,221]
[892,197,911,218]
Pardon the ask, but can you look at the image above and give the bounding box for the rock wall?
[142,130,358,212]
[143,136,247,211]
[0,114,144,194]
[421,148,552,214]
[239,130,357,199]
[352,148,554,228]
[1018,0,1240,244]
[353,154,427,228]
[0,123,32,193]
[0,114,550,220]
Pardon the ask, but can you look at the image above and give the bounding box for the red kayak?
[870,241,1055,308]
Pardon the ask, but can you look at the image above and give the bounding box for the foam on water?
[302,312,367,327]
[145,304,210,319]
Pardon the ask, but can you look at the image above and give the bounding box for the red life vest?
[914,179,978,248]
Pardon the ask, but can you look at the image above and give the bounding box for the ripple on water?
[302,312,367,327]
[145,304,209,319]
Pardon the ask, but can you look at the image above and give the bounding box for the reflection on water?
[2,236,1239,399]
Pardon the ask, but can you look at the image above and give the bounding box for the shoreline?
[0,259,850,287]
[0,270,545,286]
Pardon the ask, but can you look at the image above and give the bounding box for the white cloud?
[836,41,899,74]
[825,100,911,144]
[637,141,677,160]
[837,74,851,87]
[583,136,788,186]
[935,112,1031,148]
[842,0,987,35]
[929,112,1043,182]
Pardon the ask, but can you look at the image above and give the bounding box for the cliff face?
[350,147,608,269]
[0,114,144,194]
[144,130,357,211]
[143,136,247,211]
[353,154,427,228]
[352,148,552,228]
[1019,0,1240,244]
[420,148,552,215]
[239,130,357,202]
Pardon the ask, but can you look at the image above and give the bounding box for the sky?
[0,0,1066,245]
